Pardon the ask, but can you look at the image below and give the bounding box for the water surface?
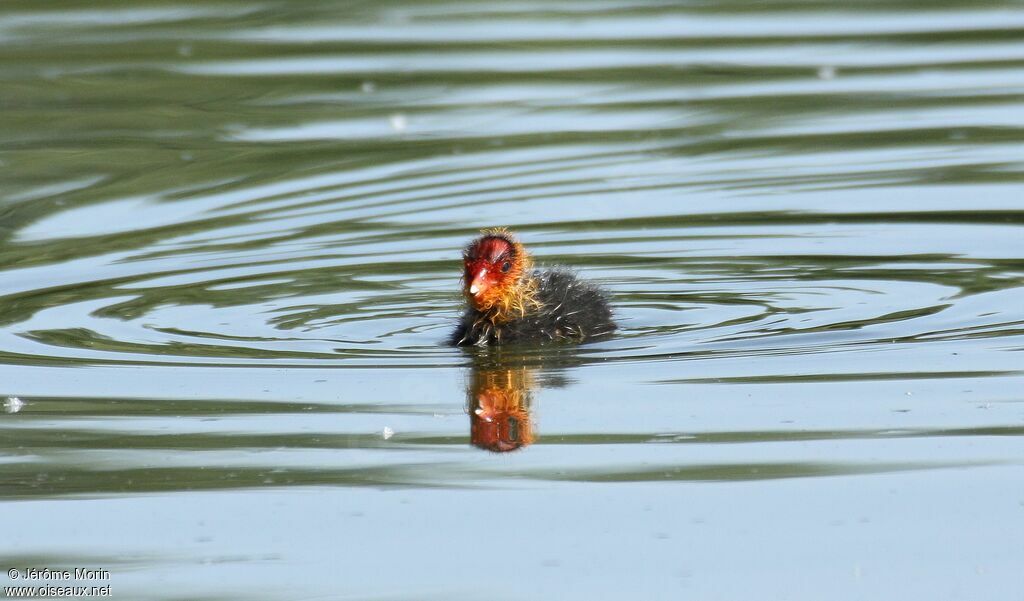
[2,1,1024,599]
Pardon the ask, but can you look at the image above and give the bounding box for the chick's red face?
[463,236,516,309]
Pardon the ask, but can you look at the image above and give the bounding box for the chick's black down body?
[450,269,615,346]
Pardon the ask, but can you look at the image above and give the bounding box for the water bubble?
[360,81,376,93]
[817,65,837,80]
[389,113,408,133]
[4,397,24,414]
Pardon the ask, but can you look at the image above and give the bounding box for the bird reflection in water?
[463,349,584,453]
[467,364,535,453]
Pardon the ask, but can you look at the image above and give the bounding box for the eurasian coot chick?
[450,228,615,346]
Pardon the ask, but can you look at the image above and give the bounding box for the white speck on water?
[817,65,837,80]
[178,43,193,57]
[5,396,25,413]
[389,113,407,132]
[360,81,376,93]
[382,426,394,440]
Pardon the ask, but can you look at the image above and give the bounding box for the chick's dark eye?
[500,261,512,273]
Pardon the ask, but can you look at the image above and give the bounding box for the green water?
[2,1,1024,599]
